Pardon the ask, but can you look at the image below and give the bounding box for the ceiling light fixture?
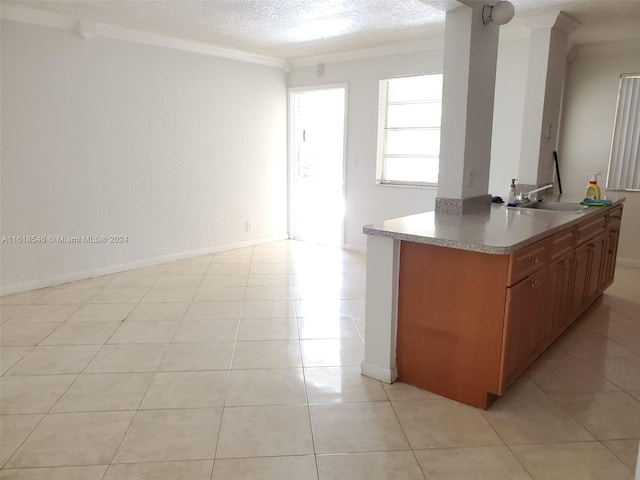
[482,1,515,25]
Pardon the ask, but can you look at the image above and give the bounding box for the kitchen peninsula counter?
[363,199,625,255]
[360,199,625,409]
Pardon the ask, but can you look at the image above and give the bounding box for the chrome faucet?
[516,184,554,204]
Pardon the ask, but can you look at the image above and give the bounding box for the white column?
[518,12,579,185]
[437,2,500,202]
[361,235,400,383]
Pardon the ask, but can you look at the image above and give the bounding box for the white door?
[290,87,346,247]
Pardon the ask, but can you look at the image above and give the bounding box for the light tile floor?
[0,240,638,479]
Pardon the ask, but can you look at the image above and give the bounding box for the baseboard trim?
[0,234,288,296]
[616,257,640,268]
[361,361,398,384]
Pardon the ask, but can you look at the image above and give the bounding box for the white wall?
[287,39,537,248]
[287,51,443,249]
[558,40,640,264]
[0,20,288,293]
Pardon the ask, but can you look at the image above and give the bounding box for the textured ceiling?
[3,0,640,59]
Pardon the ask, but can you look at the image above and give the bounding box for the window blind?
[375,74,443,186]
[375,79,389,183]
[607,74,640,191]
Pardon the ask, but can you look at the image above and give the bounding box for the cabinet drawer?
[607,206,623,227]
[576,214,606,246]
[551,227,576,261]
[508,238,550,286]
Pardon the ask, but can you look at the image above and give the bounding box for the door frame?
[287,83,349,247]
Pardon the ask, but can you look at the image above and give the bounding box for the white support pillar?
[518,12,579,185]
[435,1,501,214]
[361,235,401,383]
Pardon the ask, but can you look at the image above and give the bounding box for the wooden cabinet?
[570,241,591,318]
[544,252,573,349]
[602,207,622,289]
[500,269,547,391]
[570,207,619,319]
[602,227,620,288]
[576,213,606,245]
[396,243,510,410]
[586,233,606,305]
[396,203,624,409]
[507,239,550,286]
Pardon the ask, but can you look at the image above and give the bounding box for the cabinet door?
[602,227,620,290]
[586,233,606,304]
[571,243,591,319]
[544,252,574,349]
[501,269,547,391]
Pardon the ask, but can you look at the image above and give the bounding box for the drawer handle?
[530,279,538,287]
[533,258,539,264]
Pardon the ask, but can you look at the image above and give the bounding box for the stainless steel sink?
[520,201,586,213]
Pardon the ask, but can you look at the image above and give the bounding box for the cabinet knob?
[533,258,539,264]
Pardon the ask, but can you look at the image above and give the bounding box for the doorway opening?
[289,86,347,248]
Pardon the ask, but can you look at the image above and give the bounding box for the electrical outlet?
[245,221,252,232]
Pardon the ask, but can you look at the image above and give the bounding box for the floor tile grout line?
[600,438,640,474]
[2,337,128,471]
[526,372,626,444]
[554,338,638,378]
[499,436,636,478]
[602,297,640,324]
[211,246,252,467]
[0,412,48,470]
[44,276,161,396]
[0,345,37,376]
[102,258,214,473]
[386,397,432,480]
[292,291,322,468]
[2,246,637,476]
[2,288,102,374]
[550,307,640,382]
[478,407,538,480]
[479,374,628,476]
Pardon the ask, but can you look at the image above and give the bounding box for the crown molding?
[0,4,286,68]
[523,11,580,34]
[0,2,77,30]
[96,23,286,67]
[553,11,581,35]
[287,38,445,68]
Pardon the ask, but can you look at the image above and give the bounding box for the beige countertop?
[362,198,625,254]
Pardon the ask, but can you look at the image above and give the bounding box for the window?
[376,74,443,186]
[607,73,640,191]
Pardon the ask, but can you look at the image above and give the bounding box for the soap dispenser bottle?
[508,178,517,206]
[585,173,602,200]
